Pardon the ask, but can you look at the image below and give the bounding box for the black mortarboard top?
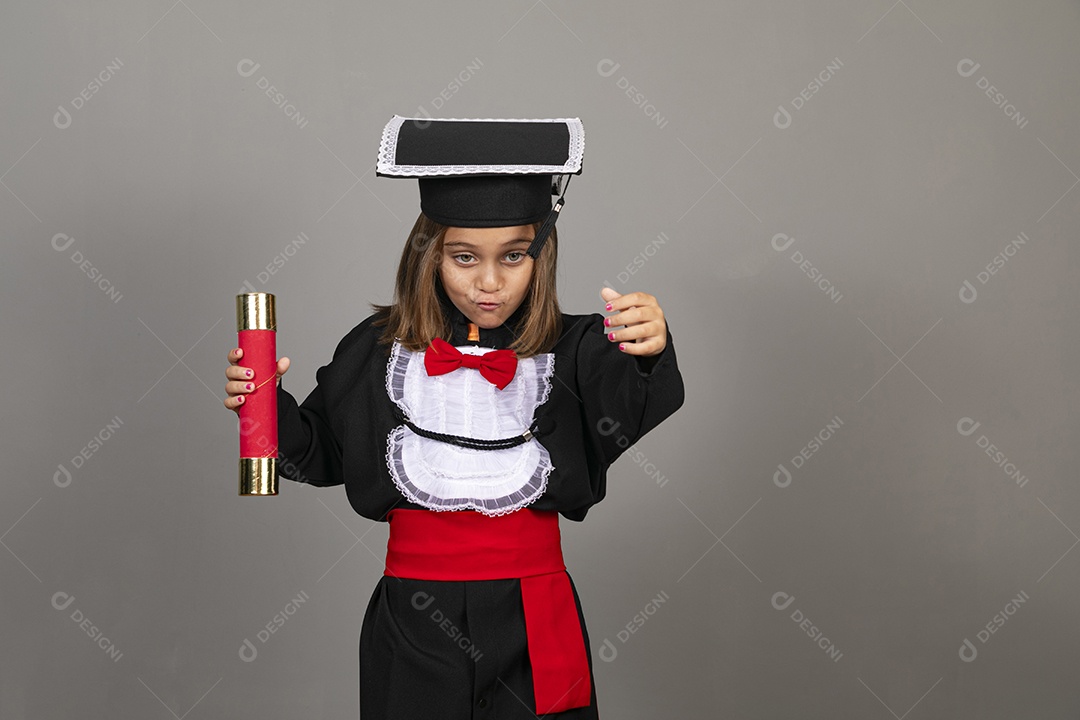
[376,115,584,259]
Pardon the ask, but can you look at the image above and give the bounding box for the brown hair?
[369,212,563,357]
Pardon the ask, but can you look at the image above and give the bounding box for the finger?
[616,337,661,355]
[605,290,652,314]
[603,305,649,329]
[228,347,244,364]
[607,319,660,343]
[600,286,622,304]
[226,364,255,381]
[223,394,245,412]
[226,380,257,396]
[602,288,626,311]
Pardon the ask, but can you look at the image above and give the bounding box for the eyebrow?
[443,238,533,249]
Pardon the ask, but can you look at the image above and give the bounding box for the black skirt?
[359,572,599,719]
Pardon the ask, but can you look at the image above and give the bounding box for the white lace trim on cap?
[383,339,555,516]
[376,115,585,177]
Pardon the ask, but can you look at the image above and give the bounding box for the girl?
[223,117,685,719]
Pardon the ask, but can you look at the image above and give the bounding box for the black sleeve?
[275,321,370,487]
[576,313,685,467]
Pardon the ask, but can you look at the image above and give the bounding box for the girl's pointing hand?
[600,287,667,357]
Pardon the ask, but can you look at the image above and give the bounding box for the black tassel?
[526,173,573,259]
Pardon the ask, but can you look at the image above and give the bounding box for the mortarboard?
[375,115,584,259]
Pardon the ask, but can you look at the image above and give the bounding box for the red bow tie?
[424,336,518,390]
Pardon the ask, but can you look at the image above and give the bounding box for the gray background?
[2,1,1078,717]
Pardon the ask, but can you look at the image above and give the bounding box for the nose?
[477,262,502,292]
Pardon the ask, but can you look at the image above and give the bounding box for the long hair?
[370,212,563,357]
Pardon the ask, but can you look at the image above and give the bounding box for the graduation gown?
[276,289,685,718]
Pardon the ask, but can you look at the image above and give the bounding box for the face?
[438,224,535,329]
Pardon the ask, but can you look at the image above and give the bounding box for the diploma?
[236,292,278,496]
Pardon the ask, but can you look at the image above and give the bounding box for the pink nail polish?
[603,317,610,326]
[605,303,612,311]
[246,383,253,390]
[608,332,615,341]
[245,369,252,377]
[619,343,625,351]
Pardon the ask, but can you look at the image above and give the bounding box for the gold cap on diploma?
[237,292,278,496]
[237,292,276,332]
[239,457,277,495]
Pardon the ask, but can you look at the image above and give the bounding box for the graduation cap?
[376,115,584,259]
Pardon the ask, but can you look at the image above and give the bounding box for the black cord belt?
[392,405,543,450]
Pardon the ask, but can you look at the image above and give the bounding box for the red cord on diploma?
[237,292,278,496]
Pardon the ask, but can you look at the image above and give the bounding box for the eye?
[505,251,525,262]
[452,253,475,263]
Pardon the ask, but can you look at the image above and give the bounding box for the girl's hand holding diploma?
[223,348,291,414]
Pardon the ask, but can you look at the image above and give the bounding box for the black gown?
[276,288,685,719]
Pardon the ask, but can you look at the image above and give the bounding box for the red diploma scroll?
[236,292,278,496]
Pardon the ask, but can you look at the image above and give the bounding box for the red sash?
[384,507,592,714]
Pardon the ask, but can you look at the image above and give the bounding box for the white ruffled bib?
[383,339,556,516]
